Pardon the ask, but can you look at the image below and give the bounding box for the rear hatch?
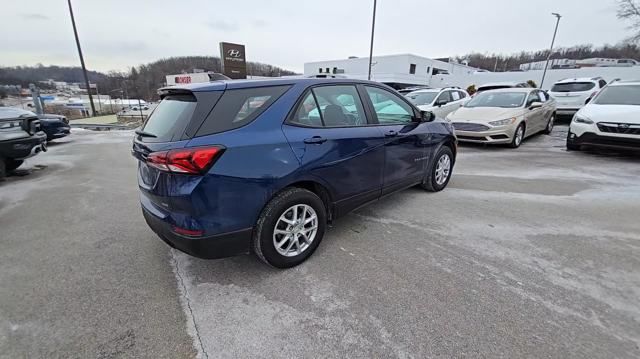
[132,83,291,217]
[550,82,597,108]
[132,88,225,214]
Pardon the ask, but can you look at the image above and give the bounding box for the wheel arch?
[268,179,334,223]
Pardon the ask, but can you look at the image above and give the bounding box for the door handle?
[304,136,327,144]
[385,130,398,137]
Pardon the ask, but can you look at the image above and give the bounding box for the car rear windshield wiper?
[135,129,157,138]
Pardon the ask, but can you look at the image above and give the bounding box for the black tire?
[0,158,6,179]
[253,187,327,268]
[421,146,454,192]
[543,114,555,134]
[566,142,580,151]
[5,159,24,172]
[509,123,525,148]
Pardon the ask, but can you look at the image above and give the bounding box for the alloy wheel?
[273,204,318,257]
[514,126,524,146]
[435,154,451,185]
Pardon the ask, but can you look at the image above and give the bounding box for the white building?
[519,59,578,71]
[519,58,639,71]
[304,54,483,89]
[576,58,638,67]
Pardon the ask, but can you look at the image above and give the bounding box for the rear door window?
[196,85,290,136]
[551,82,596,92]
[290,85,367,127]
[291,92,323,127]
[141,94,197,142]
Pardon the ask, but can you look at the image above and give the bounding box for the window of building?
[409,64,416,74]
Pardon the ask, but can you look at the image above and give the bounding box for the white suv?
[549,77,607,115]
[405,87,470,119]
[567,80,640,151]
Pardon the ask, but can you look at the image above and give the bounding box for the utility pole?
[367,0,377,81]
[67,0,96,117]
[540,13,562,88]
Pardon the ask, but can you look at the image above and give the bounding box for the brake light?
[172,226,204,237]
[146,146,224,174]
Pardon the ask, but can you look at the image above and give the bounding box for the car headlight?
[489,117,517,126]
[573,115,594,124]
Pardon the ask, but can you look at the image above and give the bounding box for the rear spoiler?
[157,82,228,98]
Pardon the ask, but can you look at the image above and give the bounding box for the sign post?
[219,42,247,79]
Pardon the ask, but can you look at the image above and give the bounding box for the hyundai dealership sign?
[219,42,247,79]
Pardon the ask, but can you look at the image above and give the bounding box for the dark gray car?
[0,107,47,178]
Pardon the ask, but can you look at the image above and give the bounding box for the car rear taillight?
[172,226,204,237]
[146,146,224,174]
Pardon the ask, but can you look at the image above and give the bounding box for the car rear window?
[551,82,596,92]
[195,85,290,136]
[141,94,197,142]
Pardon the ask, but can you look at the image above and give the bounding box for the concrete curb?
[70,123,133,131]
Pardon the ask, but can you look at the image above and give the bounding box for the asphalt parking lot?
[1,126,639,358]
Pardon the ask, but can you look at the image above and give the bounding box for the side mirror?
[435,99,448,107]
[528,101,543,110]
[418,110,435,122]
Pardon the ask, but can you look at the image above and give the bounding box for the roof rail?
[590,76,603,80]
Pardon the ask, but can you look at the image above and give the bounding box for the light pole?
[367,0,377,81]
[540,13,562,88]
[67,0,96,117]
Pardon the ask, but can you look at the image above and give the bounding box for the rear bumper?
[568,131,640,150]
[556,108,580,115]
[142,208,252,259]
[0,132,47,159]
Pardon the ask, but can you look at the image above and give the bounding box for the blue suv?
[132,78,456,268]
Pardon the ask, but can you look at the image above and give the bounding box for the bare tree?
[618,0,640,43]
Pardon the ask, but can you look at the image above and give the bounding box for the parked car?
[38,114,71,141]
[567,80,640,151]
[476,82,530,94]
[405,87,470,119]
[132,78,457,268]
[446,88,556,148]
[549,77,607,116]
[0,108,47,178]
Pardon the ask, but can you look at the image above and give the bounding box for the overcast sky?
[1,0,630,73]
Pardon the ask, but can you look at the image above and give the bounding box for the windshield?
[405,92,438,106]
[592,85,640,105]
[465,92,526,108]
[551,82,596,92]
